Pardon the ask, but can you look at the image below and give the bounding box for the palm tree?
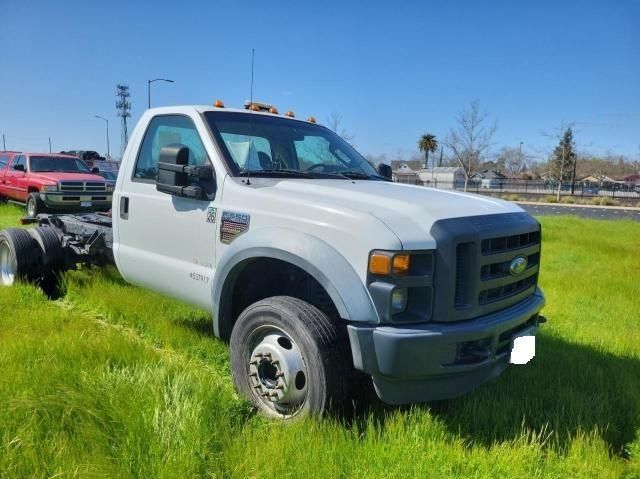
[417,134,438,169]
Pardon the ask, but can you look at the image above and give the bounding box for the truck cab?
[0,103,545,418]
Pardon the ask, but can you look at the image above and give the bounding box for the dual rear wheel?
[0,227,64,290]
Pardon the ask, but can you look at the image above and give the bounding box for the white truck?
[0,102,545,418]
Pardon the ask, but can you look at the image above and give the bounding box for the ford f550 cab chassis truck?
[0,102,545,418]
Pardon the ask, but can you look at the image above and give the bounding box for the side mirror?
[156,144,214,200]
[91,167,100,174]
[13,164,25,172]
[377,163,392,179]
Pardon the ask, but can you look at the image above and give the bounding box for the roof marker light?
[307,116,317,123]
[214,100,225,108]
[268,106,279,114]
[285,111,295,118]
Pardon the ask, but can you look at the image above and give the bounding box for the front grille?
[430,213,541,322]
[476,231,540,306]
[59,181,107,193]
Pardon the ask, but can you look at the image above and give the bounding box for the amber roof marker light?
[285,111,295,118]
[214,100,225,108]
[307,116,317,123]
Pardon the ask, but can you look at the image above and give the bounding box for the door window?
[12,156,26,170]
[0,155,9,169]
[134,115,208,181]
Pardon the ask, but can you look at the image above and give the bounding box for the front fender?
[212,227,379,337]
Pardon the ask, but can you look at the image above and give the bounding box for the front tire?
[26,193,45,218]
[230,296,349,419]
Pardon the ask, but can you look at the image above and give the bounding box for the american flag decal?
[220,211,250,244]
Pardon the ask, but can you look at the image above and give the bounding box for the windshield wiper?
[239,169,314,178]
[336,170,374,180]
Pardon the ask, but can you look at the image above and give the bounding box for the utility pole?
[147,78,174,109]
[2,133,5,150]
[116,85,131,156]
[48,137,52,153]
[94,115,110,158]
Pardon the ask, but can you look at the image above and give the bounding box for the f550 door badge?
[220,211,250,244]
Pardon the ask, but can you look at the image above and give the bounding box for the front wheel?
[26,193,45,218]
[230,296,349,419]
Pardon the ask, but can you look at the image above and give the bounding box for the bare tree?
[496,146,525,178]
[326,112,355,144]
[445,101,497,191]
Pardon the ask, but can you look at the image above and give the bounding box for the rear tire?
[28,227,66,297]
[0,229,41,286]
[230,296,349,419]
[26,193,46,219]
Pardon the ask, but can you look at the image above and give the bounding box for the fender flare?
[212,227,378,338]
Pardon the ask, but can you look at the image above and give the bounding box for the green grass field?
[0,202,638,478]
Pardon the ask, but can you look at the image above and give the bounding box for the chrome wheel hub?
[248,328,308,414]
[0,242,15,286]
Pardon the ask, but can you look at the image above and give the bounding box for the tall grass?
[0,205,638,478]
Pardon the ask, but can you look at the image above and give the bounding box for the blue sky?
[1,0,638,162]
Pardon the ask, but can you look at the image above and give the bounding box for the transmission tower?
[115,84,131,156]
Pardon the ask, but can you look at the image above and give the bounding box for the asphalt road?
[520,203,640,222]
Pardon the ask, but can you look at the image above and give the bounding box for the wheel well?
[27,187,39,194]
[218,257,341,340]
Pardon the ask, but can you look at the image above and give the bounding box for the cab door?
[114,114,220,310]
[3,155,28,201]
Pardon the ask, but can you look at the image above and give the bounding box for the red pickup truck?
[0,152,113,217]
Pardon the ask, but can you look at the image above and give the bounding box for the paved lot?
[520,203,640,222]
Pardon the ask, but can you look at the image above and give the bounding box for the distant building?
[393,162,421,184]
[391,160,422,171]
[417,167,465,189]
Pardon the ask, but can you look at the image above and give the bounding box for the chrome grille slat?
[59,181,107,193]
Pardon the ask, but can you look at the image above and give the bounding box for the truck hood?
[257,179,523,249]
[30,172,106,183]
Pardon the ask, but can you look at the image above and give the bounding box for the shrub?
[560,196,576,204]
[543,195,558,203]
[590,197,620,206]
[504,194,520,201]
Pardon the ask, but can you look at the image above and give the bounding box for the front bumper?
[39,192,112,210]
[347,288,545,405]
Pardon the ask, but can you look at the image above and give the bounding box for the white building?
[417,167,466,189]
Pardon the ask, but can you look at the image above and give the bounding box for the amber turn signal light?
[393,254,410,275]
[369,254,391,275]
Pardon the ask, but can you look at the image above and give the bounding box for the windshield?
[29,156,90,173]
[204,112,381,179]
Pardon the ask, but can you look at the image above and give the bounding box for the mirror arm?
[157,161,213,179]
[156,183,203,199]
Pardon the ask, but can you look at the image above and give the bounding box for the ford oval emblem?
[509,255,528,276]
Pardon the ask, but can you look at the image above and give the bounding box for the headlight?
[42,184,58,192]
[391,288,408,314]
[106,184,114,193]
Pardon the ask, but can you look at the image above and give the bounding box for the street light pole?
[147,78,175,109]
[94,116,110,158]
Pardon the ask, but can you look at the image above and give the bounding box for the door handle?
[120,196,129,220]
